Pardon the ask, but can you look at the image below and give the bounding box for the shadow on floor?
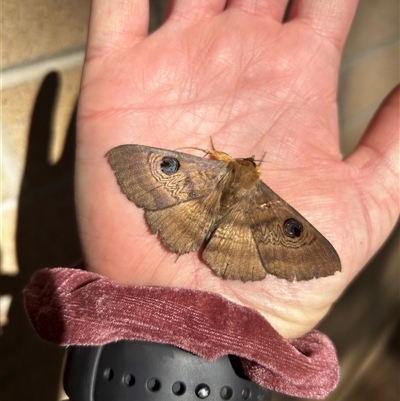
[0,72,82,401]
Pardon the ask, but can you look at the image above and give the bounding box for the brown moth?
[107,144,341,282]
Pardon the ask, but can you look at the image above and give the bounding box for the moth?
[107,144,341,282]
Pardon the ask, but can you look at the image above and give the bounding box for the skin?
[76,0,399,338]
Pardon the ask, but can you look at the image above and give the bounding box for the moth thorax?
[226,160,260,194]
[235,157,260,173]
[233,157,260,175]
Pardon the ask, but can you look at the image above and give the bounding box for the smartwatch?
[63,340,272,401]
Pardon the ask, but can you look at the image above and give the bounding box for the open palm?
[76,0,399,338]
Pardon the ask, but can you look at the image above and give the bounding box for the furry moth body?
[107,144,341,282]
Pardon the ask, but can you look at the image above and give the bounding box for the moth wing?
[145,190,223,254]
[248,181,341,281]
[107,144,227,210]
[202,203,267,282]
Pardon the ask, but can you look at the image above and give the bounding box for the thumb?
[346,85,399,260]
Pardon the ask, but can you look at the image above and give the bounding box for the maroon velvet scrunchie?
[24,267,339,399]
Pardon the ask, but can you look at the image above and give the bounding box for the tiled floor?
[1,1,399,400]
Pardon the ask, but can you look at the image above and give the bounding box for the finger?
[287,0,359,50]
[227,0,289,21]
[347,85,400,231]
[167,0,227,22]
[348,85,399,171]
[87,0,149,51]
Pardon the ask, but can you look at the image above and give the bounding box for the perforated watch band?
[63,340,272,401]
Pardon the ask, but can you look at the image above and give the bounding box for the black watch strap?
[63,340,272,401]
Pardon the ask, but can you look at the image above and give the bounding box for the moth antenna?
[210,137,216,150]
[256,152,267,166]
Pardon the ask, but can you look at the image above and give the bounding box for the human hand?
[76,0,399,338]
